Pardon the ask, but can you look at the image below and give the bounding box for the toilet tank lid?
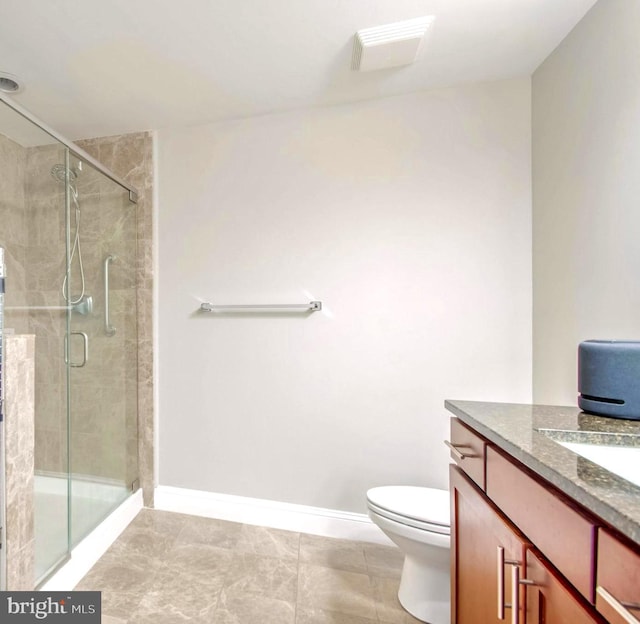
[366,486,449,526]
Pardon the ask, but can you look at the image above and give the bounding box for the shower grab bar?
[200,301,322,312]
[104,254,116,336]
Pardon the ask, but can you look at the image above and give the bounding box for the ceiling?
[0,0,597,141]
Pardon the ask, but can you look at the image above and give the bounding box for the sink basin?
[537,428,640,488]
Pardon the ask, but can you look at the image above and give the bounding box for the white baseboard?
[154,485,393,546]
[41,489,143,591]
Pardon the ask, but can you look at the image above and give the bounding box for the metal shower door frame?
[0,93,139,204]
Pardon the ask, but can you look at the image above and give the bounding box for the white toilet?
[366,486,450,624]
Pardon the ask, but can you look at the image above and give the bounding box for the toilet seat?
[367,486,450,535]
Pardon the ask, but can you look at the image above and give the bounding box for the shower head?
[50,163,78,183]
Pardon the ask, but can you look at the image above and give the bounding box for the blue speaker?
[578,340,640,420]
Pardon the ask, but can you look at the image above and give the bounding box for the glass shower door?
[1,104,76,584]
[66,155,138,546]
[21,138,72,584]
[1,99,139,587]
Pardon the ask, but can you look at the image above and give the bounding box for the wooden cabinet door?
[596,529,640,624]
[450,464,528,624]
[524,549,607,624]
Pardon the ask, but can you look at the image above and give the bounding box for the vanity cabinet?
[449,418,610,624]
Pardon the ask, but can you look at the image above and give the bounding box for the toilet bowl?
[366,486,450,624]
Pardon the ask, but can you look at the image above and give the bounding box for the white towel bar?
[200,301,322,312]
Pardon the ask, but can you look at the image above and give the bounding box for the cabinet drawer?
[486,446,596,602]
[596,529,640,624]
[449,418,486,490]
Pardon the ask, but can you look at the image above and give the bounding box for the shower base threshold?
[37,486,142,590]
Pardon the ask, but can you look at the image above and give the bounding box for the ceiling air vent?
[352,16,434,72]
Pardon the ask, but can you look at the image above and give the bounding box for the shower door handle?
[104,254,116,336]
[64,331,88,368]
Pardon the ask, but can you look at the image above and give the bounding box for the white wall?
[532,0,640,404]
[157,79,532,514]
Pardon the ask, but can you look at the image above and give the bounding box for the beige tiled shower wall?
[65,163,138,486]
[23,143,141,488]
[4,335,36,590]
[0,133,29,333]
[76,132,155,506]
[18,132,154,501]
[25,143,69,477]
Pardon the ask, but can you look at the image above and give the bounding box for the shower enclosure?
[0,96,139,586]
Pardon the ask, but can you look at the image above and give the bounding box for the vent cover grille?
[352,16,434,72]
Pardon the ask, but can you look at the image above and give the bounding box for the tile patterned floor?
[75,509,423,623]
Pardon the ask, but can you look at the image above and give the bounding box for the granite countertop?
[445,400,640,546]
